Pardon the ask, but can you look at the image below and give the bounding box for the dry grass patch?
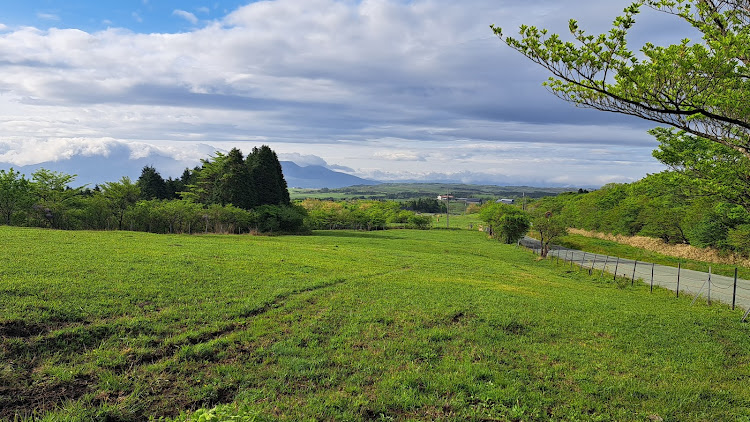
[568,228,750,267]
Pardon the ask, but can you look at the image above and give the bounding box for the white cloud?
[132,12,143,23]
[196,7,210,15]
[0,136,214,167]
[0,137,118,166]
[374,151,429,162]
[277,153,328,167]
[173,10,199,25]
[0,0,684,187]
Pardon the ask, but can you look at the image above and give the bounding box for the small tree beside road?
[532,210,568,258]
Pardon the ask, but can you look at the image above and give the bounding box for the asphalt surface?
[520,237,750,315]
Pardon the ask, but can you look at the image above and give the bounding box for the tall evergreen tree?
[183,146,289,209]
[191,153,228,205]
[181,167,198,186]
[164,177,183,199]
[248,145,290,206]
[137,166,168,200]
[221,148,255,209]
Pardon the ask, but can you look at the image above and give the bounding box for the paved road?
[520,237,750,316]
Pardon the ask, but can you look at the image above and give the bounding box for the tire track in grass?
[0,277,350,421]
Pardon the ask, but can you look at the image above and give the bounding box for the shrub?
[407,214,432,230]
[727,224,750,255]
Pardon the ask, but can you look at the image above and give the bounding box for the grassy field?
[2,227,750,421]
[289,184,569,201]
[288,189,376,201]
[429,213,484,231]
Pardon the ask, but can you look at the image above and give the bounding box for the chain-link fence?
[520,237,750,321]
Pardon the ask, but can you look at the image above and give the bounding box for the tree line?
[301,199,432,231]
[0,145,441,234]
[400,198,447,214]
[0,146,305,234]
[530,171,750,255]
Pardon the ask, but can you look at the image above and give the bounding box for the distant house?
[465,198,482,204]
[437,195,454,201]
[496,198,514,205]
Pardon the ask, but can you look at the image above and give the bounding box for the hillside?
[1,227,749,421]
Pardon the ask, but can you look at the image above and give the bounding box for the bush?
[728,224,750,255]
[407,215,432,230]
[300,199,421,231]
[251,205,307,233]
[466,203,482,214]
[479,202,530,244]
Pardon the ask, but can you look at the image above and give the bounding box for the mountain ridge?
[280,161,379,189]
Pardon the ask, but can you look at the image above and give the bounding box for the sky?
[0,0,697,187]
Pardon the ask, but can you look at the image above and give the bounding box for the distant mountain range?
[0,145,192,188]
[1,151,579,190]
[0,152,380,190]
[280,161,379,189]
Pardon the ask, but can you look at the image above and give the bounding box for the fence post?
[581,252,586,269]
[632,260,638,286]
[650,262,655,293]
[691,277,709,306]
[733,267,738,310]
[613,257,620,281]
[677,262,681,298]
[601,255,609,278]
[708,266,712,305]
[590,254,597,276]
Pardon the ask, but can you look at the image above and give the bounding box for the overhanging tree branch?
[491,0,750,158]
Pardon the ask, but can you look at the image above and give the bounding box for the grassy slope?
[1,227,750,421]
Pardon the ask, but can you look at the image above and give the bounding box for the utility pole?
[446,197,450,228]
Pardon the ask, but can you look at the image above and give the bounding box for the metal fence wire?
[519,237,750,322]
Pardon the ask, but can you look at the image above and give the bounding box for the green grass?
[290,183,569,201]
[424,212,484,231]
[2,227,750,421]
[289,189,376,200]
[557,233,750,280]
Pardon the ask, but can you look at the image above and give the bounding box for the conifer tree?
[247,145,290,206]
[137,166,168,200]
[221,148,255,209]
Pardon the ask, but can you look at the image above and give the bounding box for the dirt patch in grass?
[0,320,49,338]
[0,375,94,420]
